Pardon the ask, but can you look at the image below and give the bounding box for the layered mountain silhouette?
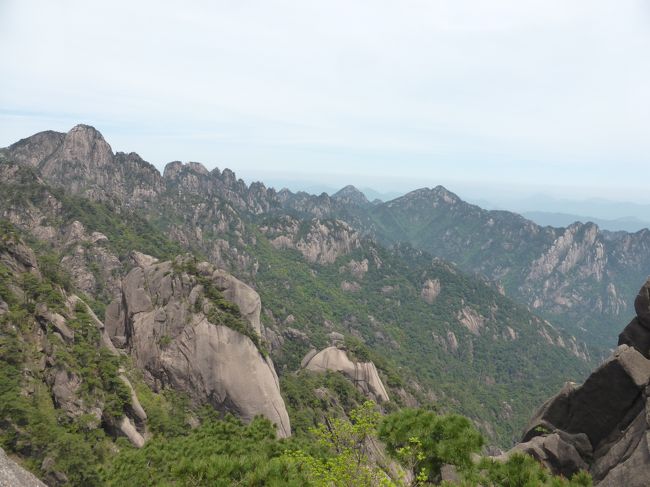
[1,124,649,485]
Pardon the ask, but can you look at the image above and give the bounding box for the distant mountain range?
[522,211,650,233]
[2,124,650,484]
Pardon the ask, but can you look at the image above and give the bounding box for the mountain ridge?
[0,125,593,449]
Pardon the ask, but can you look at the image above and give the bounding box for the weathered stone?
[303,347,390,402]
[122,267,153,315]
[51,369,83,418]
[300,349,318,368]
[111,258,291,438]
[592,407,648,483]
[104,299,126,339]
[511,433,588,478]
[118,416,145,448]
[212,269,262,335]
[328,331,345,344]
[421,278,441,304]
[634,279,650,328]
[514,281,650,485]
[119,374,147,423]
[596,431,650,487]
[35,304,74,342]
[130,251,159,268]
[439,464,460,483]
[618,317,650,359]
[524,346,650,448]
[0,446,47,487]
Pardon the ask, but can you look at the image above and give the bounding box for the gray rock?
[634,279,650,328]
[618,317,650,359]
[523,345,650,448]
[35,304,74,342]
[51,369,84,418]
[515,279,650,485]
[212,269,262,335]
[511,433,588,479]
[439,464,460,483]
[0,447,46,487]
[112,258,291,438]
[122,267,153,315]
[130,251,159,268]
[117,416,145,448]
[301,349,319,368]
[303,347,390,402]
[119,374,147,423]
[597,430,650,487]
[591,406,648,483]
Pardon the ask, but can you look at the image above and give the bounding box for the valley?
[1,125,649,485]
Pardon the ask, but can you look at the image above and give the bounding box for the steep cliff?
[106,254,291,437]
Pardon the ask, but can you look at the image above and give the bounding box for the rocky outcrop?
[420,278,441,304]
[106,255,291,437]
[302,346,390,403]
[0,447,46,487]
[510,278,650,485]
[211,268,262,335]
[263,217,361,265]
[5,125,163,205]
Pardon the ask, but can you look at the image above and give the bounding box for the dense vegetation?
[0,151,600,485]
[250,231,589,444]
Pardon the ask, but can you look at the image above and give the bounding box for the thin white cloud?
[1,0,649,201]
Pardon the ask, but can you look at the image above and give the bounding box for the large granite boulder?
[107,255,291,438]
[512,279,650,485]
[0,447,46,487]
[302,346,390,403]
[635,279,650,328]
[619,318,650,359]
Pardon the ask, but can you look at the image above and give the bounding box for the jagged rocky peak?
[105,253,291,437]
[5,130,65,168]
[59,124,113,162]
[3,124,163,202]
[331,185,370,206]
[163,160,210,179]
[508,277,650,486]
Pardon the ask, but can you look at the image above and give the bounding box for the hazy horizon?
[2,1,650,204]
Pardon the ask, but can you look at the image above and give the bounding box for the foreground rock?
[0,447,46,487]
[302,346,390,402]
[509,278,650,485]
[106,255,291,437]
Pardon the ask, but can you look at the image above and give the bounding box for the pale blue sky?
[1,0,650,203]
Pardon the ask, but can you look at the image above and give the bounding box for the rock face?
[511,278,650,485]
[0,447,46,487]
[211,269,262,335]
[106,255,291,437]
[302,346,390,403]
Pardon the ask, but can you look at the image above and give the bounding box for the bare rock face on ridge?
[509,278,650,485]
[302,346,390,403]
[106,254,291,438]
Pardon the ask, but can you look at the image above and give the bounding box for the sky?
[1,0,650,206]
